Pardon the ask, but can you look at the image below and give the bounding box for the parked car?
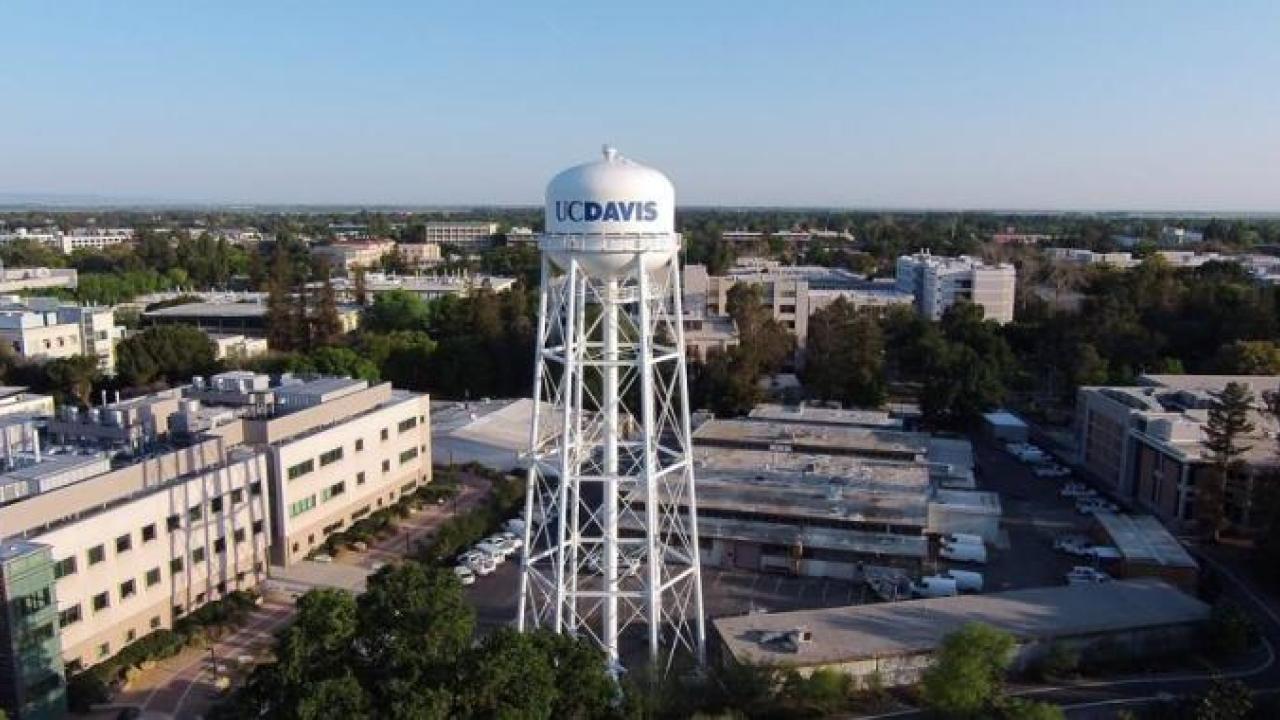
[484,535,518,557]
[453,565,477,586]
[1059,483,1096,498]
[1053,535,1093,556]
[504,518,526,535]
[940,542,988,564]
[912,576,959,598]
[1085,545,1123,562]
[1076,498,1119,515]
[474,541,507,563]
[1033,464,1072,479]
[1065,566,1111,585]
[459,550,496,576]
[939,569,984,592]
[942,533,986,548]
[500,531,523,550]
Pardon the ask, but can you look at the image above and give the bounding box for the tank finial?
[602,144,619,162]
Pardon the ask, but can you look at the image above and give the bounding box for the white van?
[943,533,986,548]
[940,569,984,592]
[912,576,959,598]
[940,542,988,565]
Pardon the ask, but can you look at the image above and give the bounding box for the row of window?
[284,413,424,483]
[58,483,263,578]
[60,523,266,629]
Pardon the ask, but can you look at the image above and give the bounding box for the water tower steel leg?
[635,258,662,665]
[552,260,579,633]
[602,275,620,665]
[516,256,553,632]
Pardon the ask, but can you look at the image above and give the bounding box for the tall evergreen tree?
[1200,381,1256,540]
[312,276,344,347]
[265,244,296,351]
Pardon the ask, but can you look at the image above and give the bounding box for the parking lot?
[971,437,1102,592]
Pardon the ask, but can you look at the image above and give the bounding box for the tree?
[1216,340,1280,375]
[1188,678,1253,720]
[353,266,369,306]
[312,276,344,347]
[998,698,1065,720]
[364,289,430,333]
[42,355,100,407]
[266,244,297,351]
[1199,382,1256,539]
[457,629,558,720]
[920,623,1016,718]
[115,325,217,388]
[803,298,886,407]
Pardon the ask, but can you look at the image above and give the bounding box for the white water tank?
[542,146,678,278]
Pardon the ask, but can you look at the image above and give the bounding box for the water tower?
[516,146,706,674]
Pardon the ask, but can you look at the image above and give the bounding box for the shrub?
[1032,642,1079,681]
[1205,602,1258,658]
[65,669,111,712]
[998,697,1065,720]
[920,623,1016,718]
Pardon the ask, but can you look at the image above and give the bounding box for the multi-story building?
[396,242,443,269]
[0,269,78,295]
[241,378,431,564]
[719,229,854,246]
[1075,374,1280,529]
[142,301,361,342]
[421,222,499,252]
[336,272,517,303]
[0,298,122,375]
[311,240,396,274]
[682,259,912,353]
[208,333,269,362]
[0,388,55,421]
[0,228,136,255]
[895,252,1017,324]
[0,372,433,717]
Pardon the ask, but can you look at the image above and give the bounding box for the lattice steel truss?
[516,249,706,675]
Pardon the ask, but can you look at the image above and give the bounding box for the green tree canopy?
[920,623,1016,718]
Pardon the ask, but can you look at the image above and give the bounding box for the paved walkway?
[111,473,495,718]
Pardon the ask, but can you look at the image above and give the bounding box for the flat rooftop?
[144,302,266,318]
[1094,513,1198,570]
[623,514,925,560]
[715,579,1208,668]
[748,404,902,430]
[694,419,928,460]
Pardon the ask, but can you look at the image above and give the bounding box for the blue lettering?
[602,201,621,221]
[584,202,603,221]
[617,202,636,221]
[556,199,658,223]
[642,201,658,222]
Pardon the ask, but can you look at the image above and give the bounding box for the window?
[213,537,226,553]
[380,428,389,441]
[192,547,206,563]
[356,471,366,485]
[87,545,105,565]
[355,438,365,452]
[195,592,206,605]
[381,460,390,473]
[321,481,346,502]
[141,524,157,543]
[170,557,184,574]
[126,629,136,642]
[145,567,161,587]
[92,592,110,612]
[97,643,110,659]
[166,514,181,531]
[230,488,244,505]
[234,528,246,543]
[402,480,417,493]
[210,496,224,514]
[289,495,317,518]
[54,556,77,579]
[319,447,344,466]
[173,605,184,618]
[189,504,203,522]
[252,519,265,535]
[287,459,315,480]
[115,533,132,554]
[59,604,82,628]
[250,481,263,496]
[216,581,227,595]
[150,616,161,630]
[399,447,419,465]
[120,579,136,600]
[398,417,418,433]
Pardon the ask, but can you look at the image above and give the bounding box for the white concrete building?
[208,333,269,361]
[396,242,443,269]
[312,240,396,274]
[0,297,123,374]
[0,268,78,294]
[895,252,1017,324]
[421,221,499,251]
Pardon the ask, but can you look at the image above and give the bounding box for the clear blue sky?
[2,1,1277,210]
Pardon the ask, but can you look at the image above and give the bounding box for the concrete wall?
[39,453,271,669]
